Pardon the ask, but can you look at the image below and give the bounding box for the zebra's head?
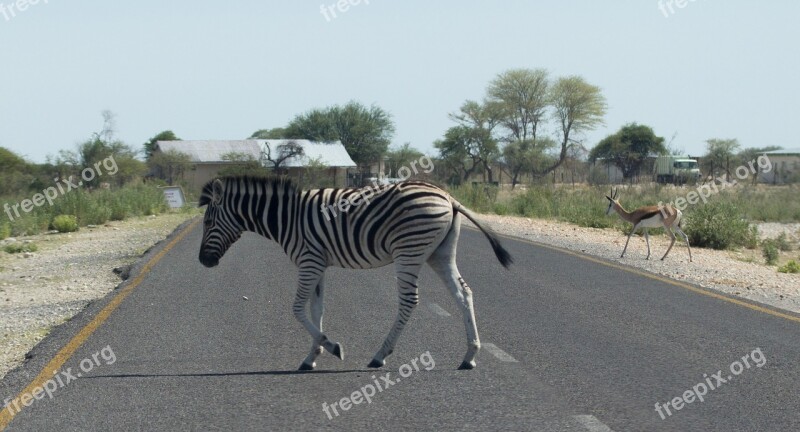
[198,178,243,268]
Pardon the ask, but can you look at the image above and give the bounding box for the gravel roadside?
[0,213,198,380]
[470,214,800,315]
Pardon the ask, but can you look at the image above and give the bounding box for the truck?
[654,155,702,184]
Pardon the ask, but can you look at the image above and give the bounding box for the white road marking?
[427,302,451,317]
[573,415,615,432]
[482,343,518,363]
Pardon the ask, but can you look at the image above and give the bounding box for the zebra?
[198,176,513,370]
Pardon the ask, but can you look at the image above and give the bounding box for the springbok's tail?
[453,200,513,269]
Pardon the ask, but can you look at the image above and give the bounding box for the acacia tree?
[385,143,424,178]
[487,68,550,142]
[148,149,193,185]
[448,101,501,182]
[501,138,558,187]
[438,69,606,186]
[703,138,741,178]
[548,75,607,176]
[65,111,146,186]
[589,123,666,179]
[283,101,394,170]
[262,140,305,174]
[434,126,497,184]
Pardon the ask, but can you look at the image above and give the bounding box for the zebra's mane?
[198,175,299,207]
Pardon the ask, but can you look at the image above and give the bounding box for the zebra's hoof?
[458,360,476,370]
[367,358,384,368]
[332,343,344,360]
[298,362,315,371]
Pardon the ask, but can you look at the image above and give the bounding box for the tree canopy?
[436,68,606,186]
[703,138,741,176]
[277,101,394,168]
[143,130,180,159]
[589,123,666,179]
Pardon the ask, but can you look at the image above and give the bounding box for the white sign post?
[161,186,186,209]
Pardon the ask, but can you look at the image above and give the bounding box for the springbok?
[605,188,692,262]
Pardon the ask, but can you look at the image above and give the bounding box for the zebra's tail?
[453,200,514,269]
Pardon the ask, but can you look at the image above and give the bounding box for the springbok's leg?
[621,224,639,258]
[368,260,421,368]
[294,264,342,371]
[675,225,693,262]
[428,218,481,370]
[661,227,677,260]
[300,273,326,370]
[644,228,651,260]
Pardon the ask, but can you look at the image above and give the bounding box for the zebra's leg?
[368,261,421,368]
[299,274,326,371]
[427,221,480,370]
[293,266,342,371]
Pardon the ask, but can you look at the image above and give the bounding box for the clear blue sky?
[2,0,798,163]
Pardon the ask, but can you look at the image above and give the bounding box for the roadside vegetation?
[449,183,799,264]
[1,112,175,239]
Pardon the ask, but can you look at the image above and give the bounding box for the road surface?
[2,218,798,431]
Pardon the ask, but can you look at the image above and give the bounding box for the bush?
[52,215,79,233]
[761,239,779,265]
[683,202,755,250]
[775,232,792,251]
[0,223,9,240]
[743,226,760,250]
[493,203,509,215]
[778,260,800,274]
[4,242,38,254]
[449,184,498,214]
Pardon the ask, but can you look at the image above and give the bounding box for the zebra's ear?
[212,179,224,205]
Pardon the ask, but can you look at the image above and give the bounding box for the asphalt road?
[2,218,799,431]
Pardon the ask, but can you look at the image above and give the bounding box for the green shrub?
[51,189,111,226]
[4,242,38,254]
[778,260,800,273]
[493,203,509,215]
[52,214,79,233]
[0,223,10,240]
[8,212,50,237]
[743,226,760,250]
[683,202,755,250]
[775,232,792,251]
[761,240,779,265]
[449,184,498,214]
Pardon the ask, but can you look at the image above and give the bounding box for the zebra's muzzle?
[199,252,220,268]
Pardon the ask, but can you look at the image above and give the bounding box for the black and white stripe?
[198,176,512,370]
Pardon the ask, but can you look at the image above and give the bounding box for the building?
[256,139,356,187]
[153,139,357,191]
[760,148,800,184]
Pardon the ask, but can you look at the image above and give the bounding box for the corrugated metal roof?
[155,139,358,168]
[257,139,357,168]
[155,140,261,163]
[763,147,800,155]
